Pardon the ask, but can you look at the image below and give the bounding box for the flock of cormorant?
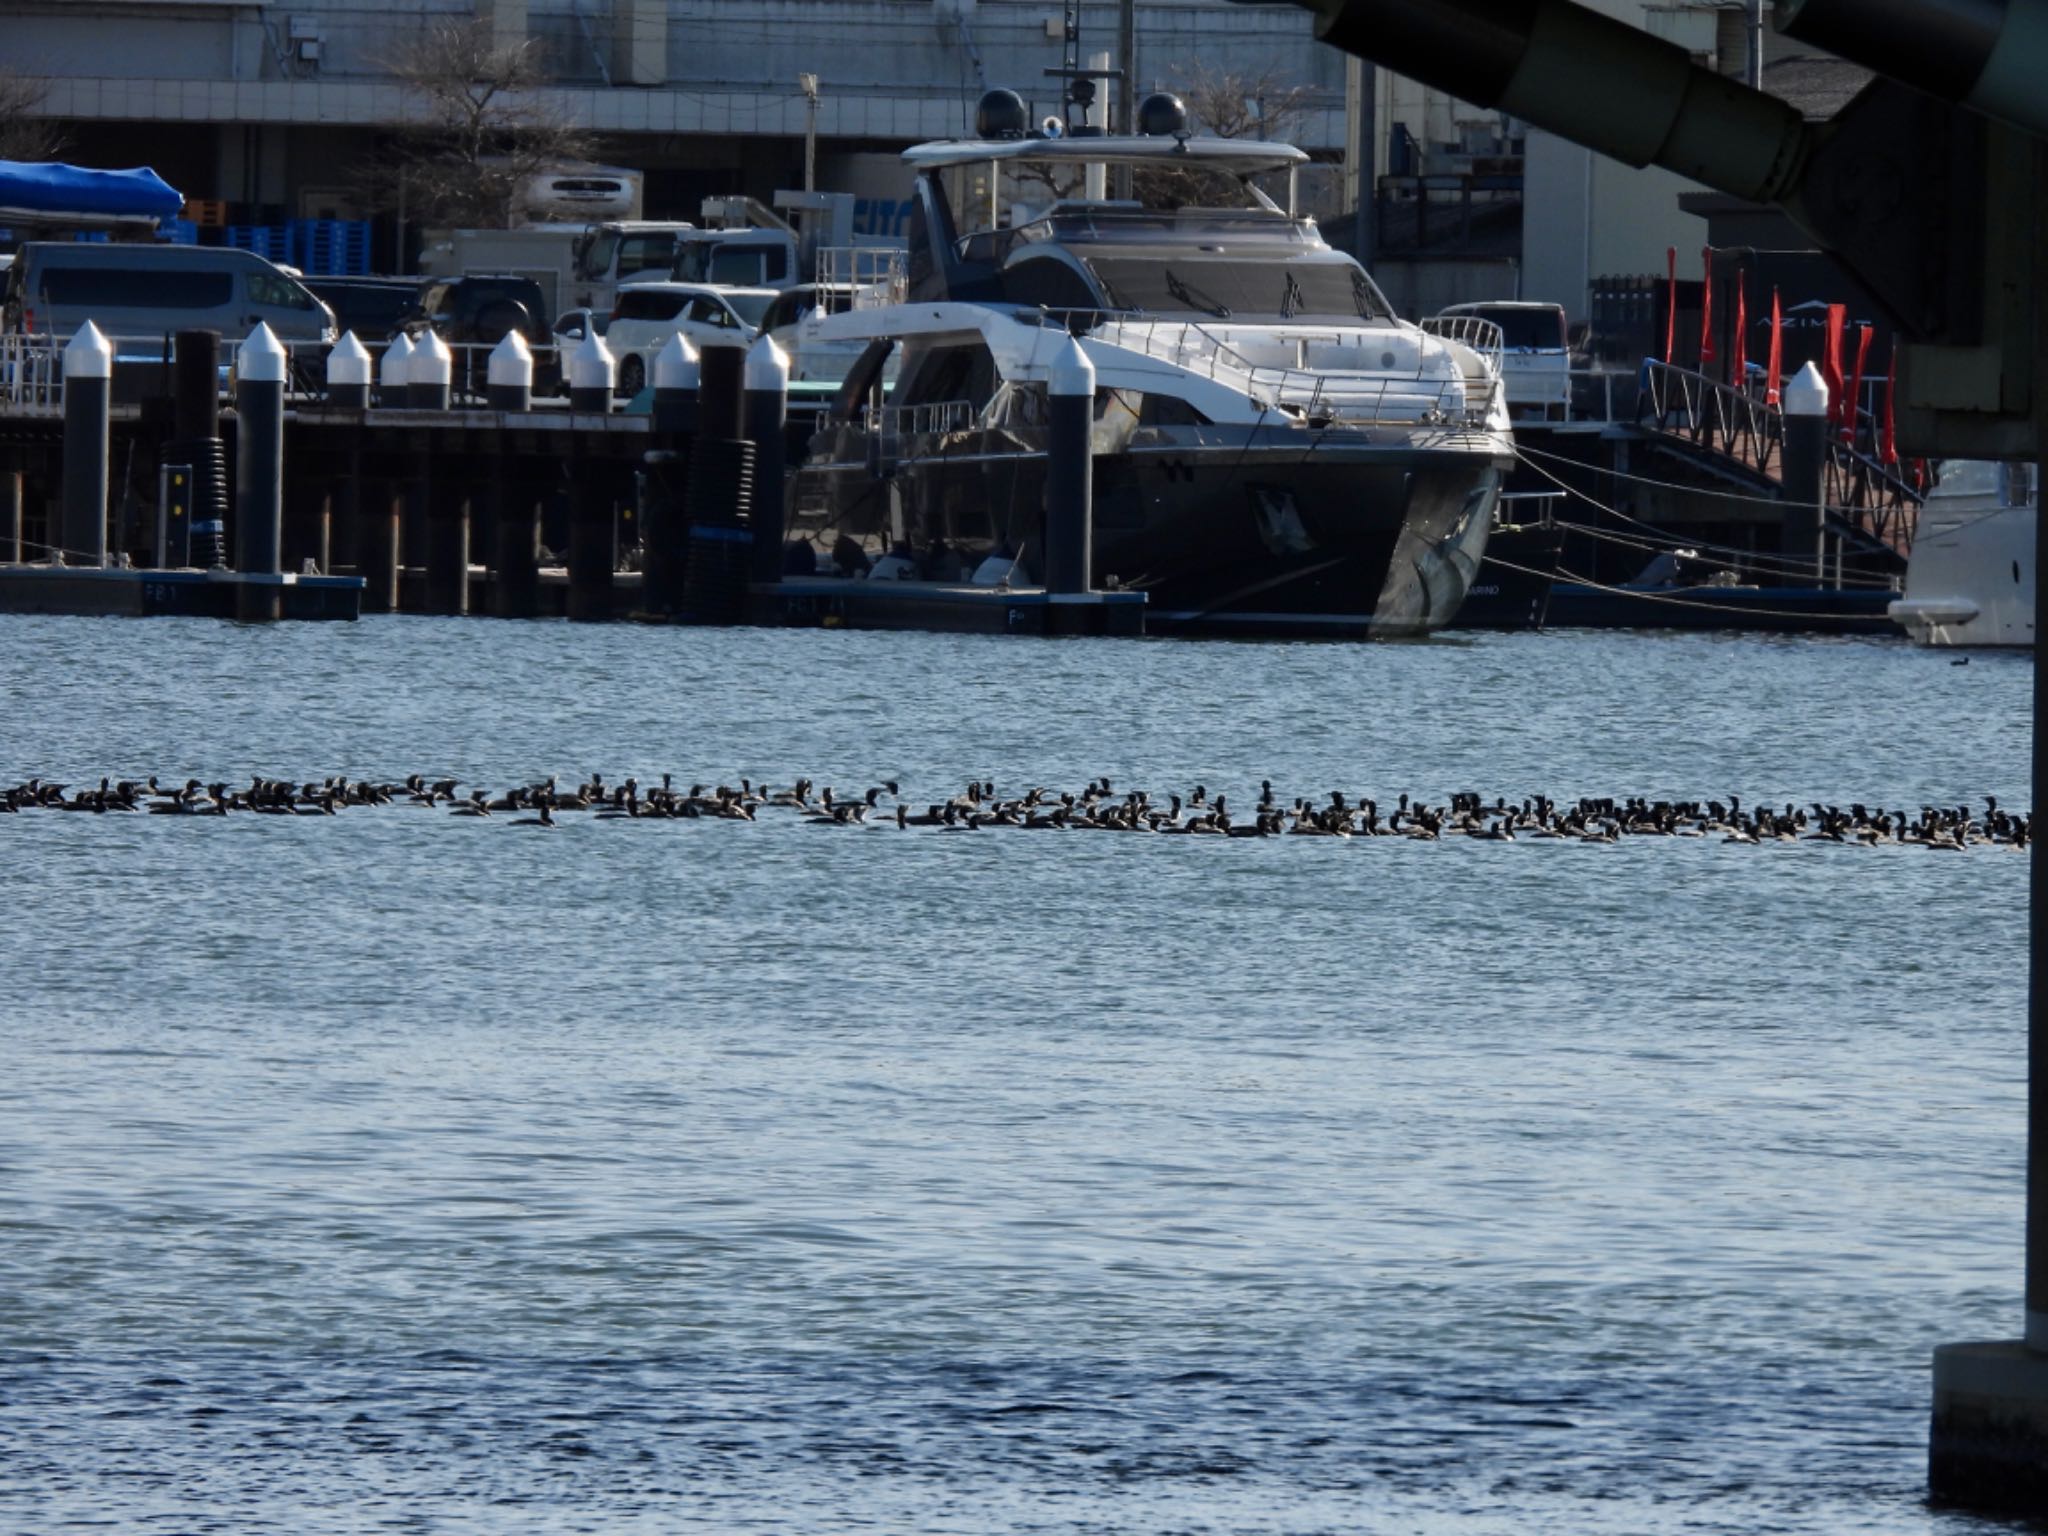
[0,772,2027,849]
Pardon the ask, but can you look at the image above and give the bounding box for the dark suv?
[399,275,559,393]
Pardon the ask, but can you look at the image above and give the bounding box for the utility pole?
[1117,0,1136,133]
[799,73,820,193]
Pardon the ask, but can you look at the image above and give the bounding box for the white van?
[2,243,337,344]
[1434,300,1570,422]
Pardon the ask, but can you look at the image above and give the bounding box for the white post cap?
[1049,334,1095,397]
[570,329,616,391]
[380,332,415,388]
[1783,360,1829,418]
[63,321,112,380]
[238,321,288,384]
[487,330,534,388]
[744,332,789,391]
[327,331,373,387]
[412,329,454,386]
[655,331,700,391]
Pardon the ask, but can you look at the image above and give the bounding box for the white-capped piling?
[327,332,372,410]
[408,330,454,411]
[61,322,113,568]
[743,333,790,584]
[1044,335,1095,596]
[569,331,616,413]
[234,322,288,619]
[378,332,414,408]
[641,333,702,617]
[653,332,700,434]
[487,332,533,413]
[1781,361,1828,580]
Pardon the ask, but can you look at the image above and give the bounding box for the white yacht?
[784,90,1513,637]
[1888,460,2035,647]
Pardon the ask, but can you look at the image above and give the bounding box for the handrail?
[1418,313,1505,379]
[1028,307,1490,427]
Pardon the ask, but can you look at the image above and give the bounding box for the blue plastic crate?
[289,219,371,275]
[225,225,290,261]
[157,218,199,246]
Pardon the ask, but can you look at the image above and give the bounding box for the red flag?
[1844,323,1873,446]
[1766,288,1783,407]
[1698,247,1716,368]
[1731,271,1748,389]
[1880,348,1899,467]
[1821,304,1847,430]
[1664,247,1678,366]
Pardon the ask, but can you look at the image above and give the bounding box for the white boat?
[783,91,1513,637]
[1888,460,2036,647]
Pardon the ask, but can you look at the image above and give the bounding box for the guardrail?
[1027,310,1487,427]
[1,331,570,414]
[1418,313,1505,379]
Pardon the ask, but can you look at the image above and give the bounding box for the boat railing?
[864,398,978,463]
[1030,308,1484,426]
[813,247,908,311]
[1417,313,1506,378]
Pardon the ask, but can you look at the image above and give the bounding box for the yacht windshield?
[1085,258,1391,322]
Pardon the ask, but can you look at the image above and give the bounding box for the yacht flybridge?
[786,91,1514,636]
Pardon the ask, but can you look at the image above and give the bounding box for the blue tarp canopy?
[0,161,184,224]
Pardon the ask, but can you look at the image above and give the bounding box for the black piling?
[681,343,753,624]
[424,474,470,616]
[566,475,614,621]
[1781,361,1828,577]
[233,325,287,620]
[166,329,226,568]
[743,336,790,587]
[491,454,541,618]
[3,469,22,563]
[1045,336,1096,597]
[60,323,112,567]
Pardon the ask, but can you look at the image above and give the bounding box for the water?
[0,616,2032,1534]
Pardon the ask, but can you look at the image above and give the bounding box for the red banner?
[1698,247,1716,367]
[1664,247,1678,366]
[1766,288,1783,407]
[1822,304,1847,429]
[1731,271,1747,389]
[1881,349,1899,467]
[1844,323,1873,446]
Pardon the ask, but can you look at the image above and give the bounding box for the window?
[723,291,772,329]
[42,266,233,309]
[1082,257,1392,322]
[247,271,314,309]
[616,233,676,279]
[617,290,688,322]
[686,296,736,328]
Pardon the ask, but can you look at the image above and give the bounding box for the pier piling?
[487,334,533,414]
[328,333,372,411]
[1045,335,1095,598]
[744,334,790,585]
[569,332,615,415]
[409,333,454,413]
[60,323,112,568]
[166,330,225,570]
[424,473,469,616]
[3,469,22,564]
[1781,362,1828,578]
[491,455,541,618]
[233,323,287,620]
[566,473,614,621]
[378,334,413,410]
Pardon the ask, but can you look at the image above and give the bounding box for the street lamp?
[798,73,821,193]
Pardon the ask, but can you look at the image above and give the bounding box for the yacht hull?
[1888,501,2035,647]
[793,433,1508,638]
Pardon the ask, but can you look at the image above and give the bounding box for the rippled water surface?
[0,616,2032,1533]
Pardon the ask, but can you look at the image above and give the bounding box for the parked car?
[397,273,558,392]
[2,242,337,344]
[604,282,775,396]
[551,307,611,348]
[1433,300,1571,422]
[305,276,420,344]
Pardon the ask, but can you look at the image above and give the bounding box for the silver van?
[1,243,337,344]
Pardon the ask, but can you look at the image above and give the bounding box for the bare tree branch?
[0,68,69,163]
[353,18,596,228]
[1135,65,1322,210]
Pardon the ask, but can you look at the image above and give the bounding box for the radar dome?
[1136,92,1190,136]
[975,89,1030,140]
